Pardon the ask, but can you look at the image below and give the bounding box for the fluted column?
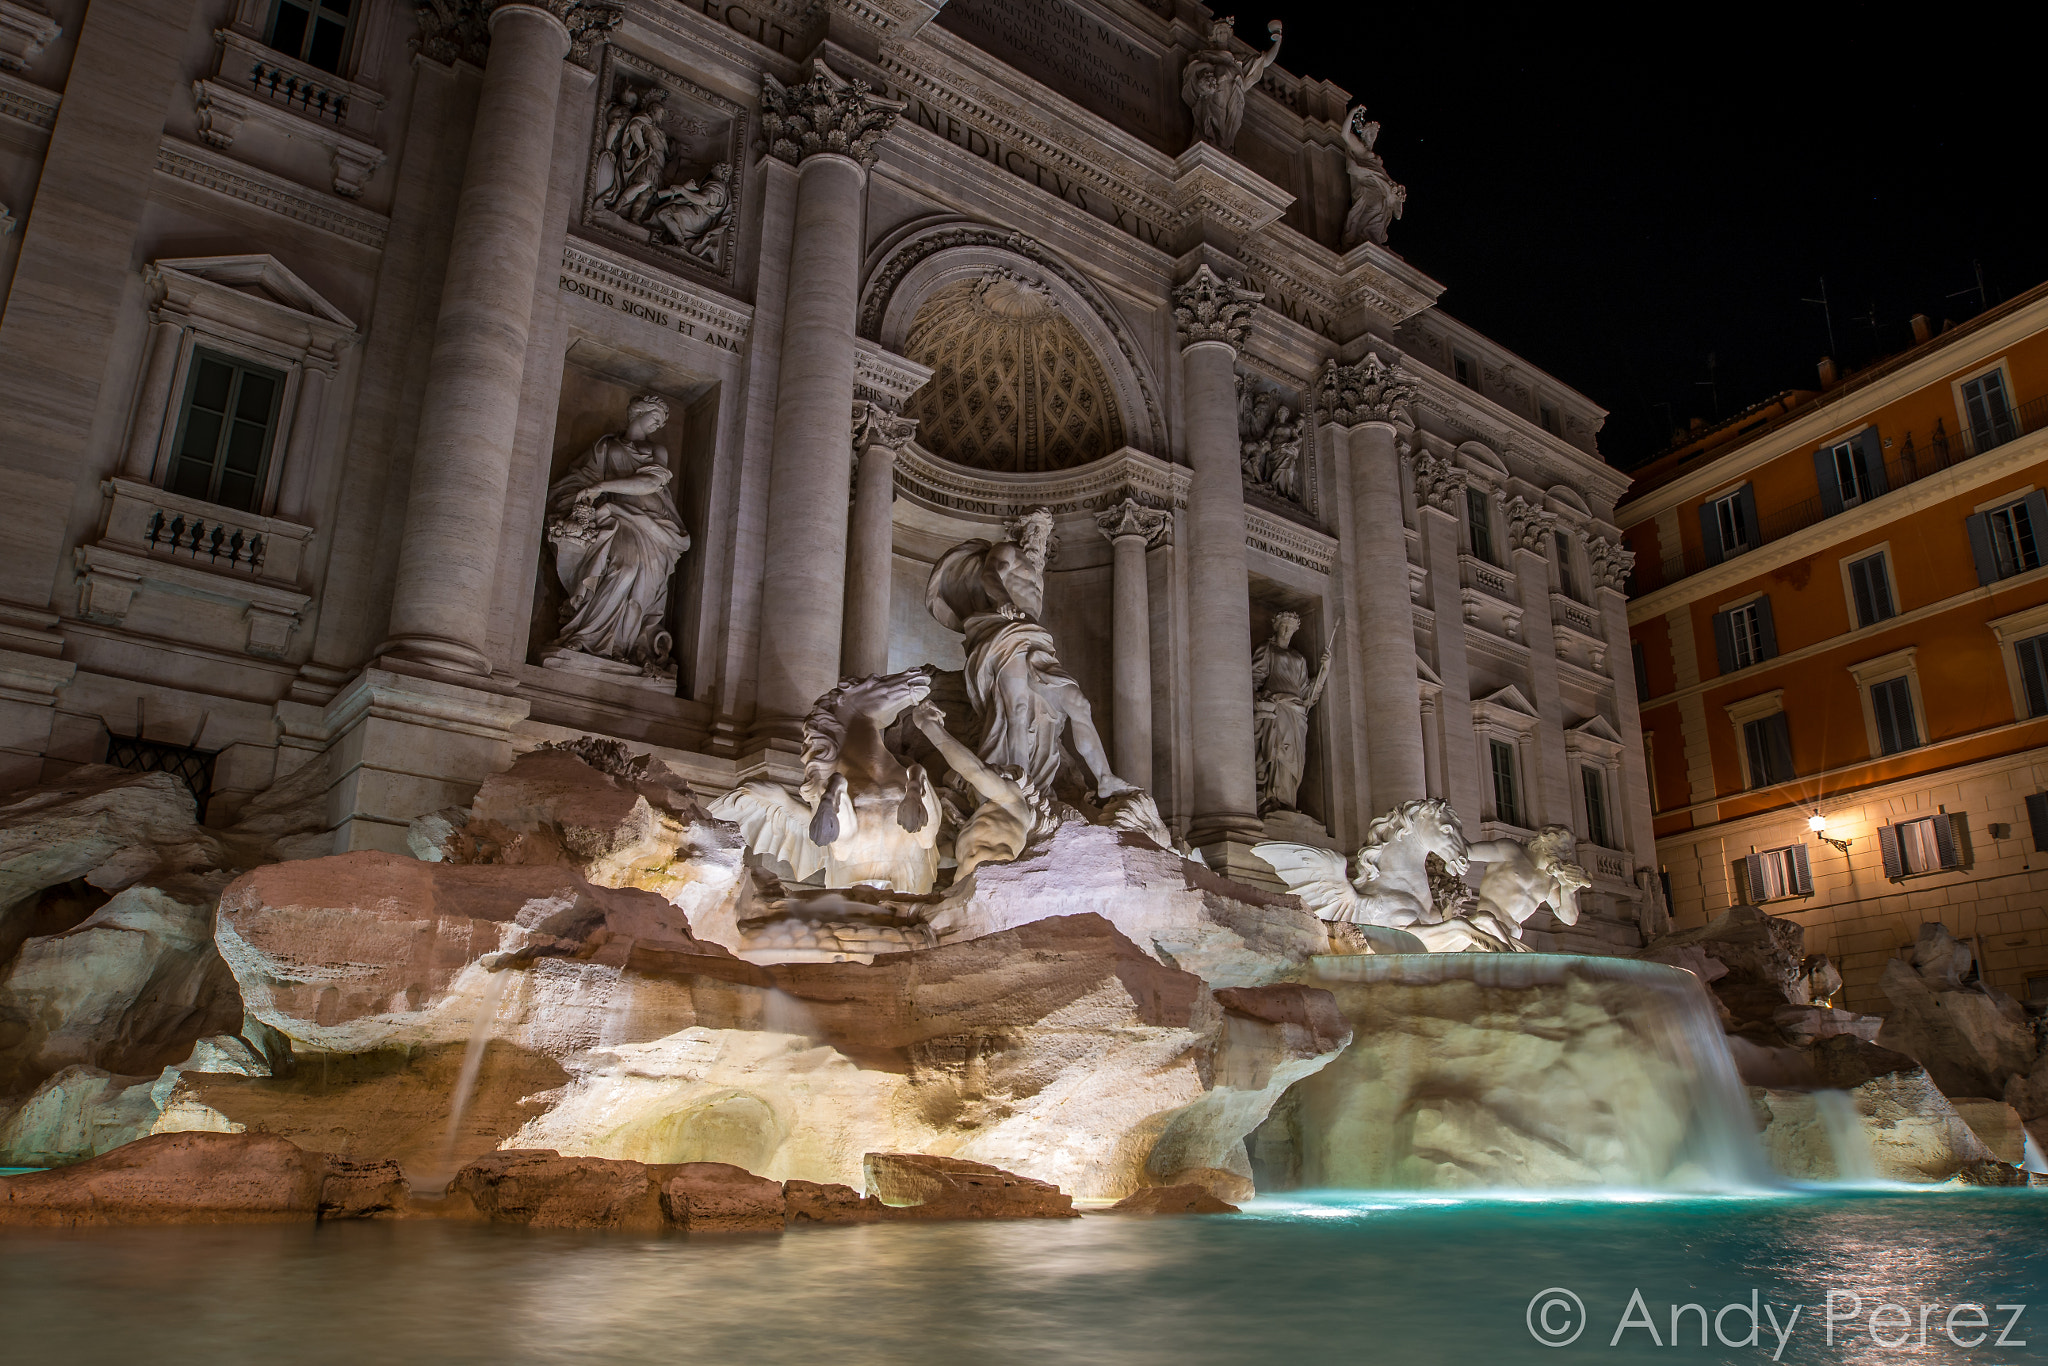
[753,61,901,739]
[1172,265,1263,853]
[1096,496,1172,790]
[843,402,916,678]
[381,2,597,674]
[1319,354,1426,817]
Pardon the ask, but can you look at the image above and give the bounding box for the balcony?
[1647,389,2048,589]
[191,30,385,198]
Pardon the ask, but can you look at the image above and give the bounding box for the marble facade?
[0,0,1652,945]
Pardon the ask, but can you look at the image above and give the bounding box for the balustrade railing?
[248,56,349,124]
[142,508,267,573]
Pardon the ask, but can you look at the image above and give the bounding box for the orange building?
[1618,282,2048,1013]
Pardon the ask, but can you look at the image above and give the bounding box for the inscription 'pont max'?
[936,0,1163,134]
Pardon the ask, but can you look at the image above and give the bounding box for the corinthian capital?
[851,400,918,453]
[1171,264,1262,351]
[762,58,904,168]
[1412,448,1467,513]
[1503,496,1554,553]
[1586,535,1636,593]
[413,0,618,66]
[1315,351,1418,427]
[1095,495,1172,548]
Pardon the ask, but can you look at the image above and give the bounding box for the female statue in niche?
[544,394,691,678]
[1252,611,1331,814]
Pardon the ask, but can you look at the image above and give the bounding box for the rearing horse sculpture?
[709,670,943,892]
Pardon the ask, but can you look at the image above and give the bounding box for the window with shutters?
[1489,739,1523,827]
[1710,488,1751,557]
[1870,676,1919,754]
[2016,634,2048,718]
[166,350,285,513]
[1581,765,1612,847]
[1829,436,1877,506]
[1844,550,1896,629]
[1741,713,1794,787]
[1466,487,1495,564]
[1878,813,1960,879]
[266,0,355,73]
[1986,498,2041,580]
[1727,601,1766,669]
[1961,369,2018,453]
[1741,844,1812,902]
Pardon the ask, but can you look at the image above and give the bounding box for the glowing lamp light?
[1808,813,1827,833]
[1808,811,1852,853]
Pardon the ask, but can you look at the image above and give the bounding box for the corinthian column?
[381,1,615,673]
[1095,496,1172,790]
[1172,265,1264,861]
[843,402,916,678]
[753,60,901,740]
[1318,353,1426,815]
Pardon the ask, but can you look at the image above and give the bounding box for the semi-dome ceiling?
[900,272,1125,474]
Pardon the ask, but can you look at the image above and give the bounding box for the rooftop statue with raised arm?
[1181,17,1282,154]
[926,508,1134,801]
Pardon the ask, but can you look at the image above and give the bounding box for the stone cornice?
[560,238,753,349]
[895,444,1187,522]
[850,344,931,410]
[0,68,57,130]
[154,138,388,249]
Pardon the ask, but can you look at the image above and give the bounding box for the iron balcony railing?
[1646,390,2048,589]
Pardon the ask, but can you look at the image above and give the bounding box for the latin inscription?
[696,0,802,55]
[936,0,1169,143]
[558,275,743,351]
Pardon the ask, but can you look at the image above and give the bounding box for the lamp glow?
[1808,813,1827,833]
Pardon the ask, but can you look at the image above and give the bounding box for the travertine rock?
[1877,926,2038,1101]
[318,1156,411,1218]
[1752,1073,2001,1183]
[1639,905,1811,1041]
[864,1152,1077,1219]
[0,1065,168,1165]
[782,1178,885,1224]
[1106,1184,1239,1214]
[446,1149,667,1231]
[0,1131,365,1225]
[0,768,223,929]
[928,821,1326,988]
[0,881,241,1091]
[660,1161,787,1231]
[1947,1097,2030,1166]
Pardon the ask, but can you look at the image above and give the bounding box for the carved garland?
[857,225,1167,456]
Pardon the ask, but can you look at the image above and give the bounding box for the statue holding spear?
[1252,609,1341,815]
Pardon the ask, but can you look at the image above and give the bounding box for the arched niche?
[858,222,1167,458]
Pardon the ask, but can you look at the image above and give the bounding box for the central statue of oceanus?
[926,509,1134,801]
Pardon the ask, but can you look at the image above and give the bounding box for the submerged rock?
[1105,1184,1239,1215]
[445,1149,668,1231]
[864,1152,1077,1219]
[661,1161,788,1231]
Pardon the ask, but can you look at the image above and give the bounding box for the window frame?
[1839,545,1899,631]
[1952,359,2019,454]
[1453,350,1480,390]
[1538,400,1561,436]
[1553,528,1581,601]
[1878,811,1961,880]
[1712,591,1777,674]
[1488,737,1523,828]
[1828,434,1876,506]
[1740,843,1813,903]
[1983,600,2048,722]
[1846,646,1925,761]
[165,348,288,513]
[1580,763,1612,848]
[263,0,358,75]
[1465,485,1496,564]
[1725,689,1791,791]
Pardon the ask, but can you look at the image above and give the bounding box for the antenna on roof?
[1948,261,1989,316]
[1693,351,1721,419]
[1801,277,1838,358]
[1851,300,1882,352]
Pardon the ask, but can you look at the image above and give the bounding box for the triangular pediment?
[1476,683,1539,717]
[1415,657,1443,688]
[155,255,354,330]
[1568,714,1624,744]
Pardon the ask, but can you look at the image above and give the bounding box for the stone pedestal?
[272,666,530,855]
[381,4,573,676]
[1095,497,1170,790]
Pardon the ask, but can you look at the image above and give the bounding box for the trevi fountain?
[0,0,2039,1359]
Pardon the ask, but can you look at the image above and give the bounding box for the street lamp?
[1808,811,1851,854]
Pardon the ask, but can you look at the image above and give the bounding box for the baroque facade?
[1622,283,2048,1010]
[0,0,1653,944]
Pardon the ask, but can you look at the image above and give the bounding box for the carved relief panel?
[584,48,747,285]
[1236,369,1317,520]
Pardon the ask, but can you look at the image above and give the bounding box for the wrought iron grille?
[103,735,216,800]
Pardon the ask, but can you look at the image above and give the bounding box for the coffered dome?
[900,272,1125,473]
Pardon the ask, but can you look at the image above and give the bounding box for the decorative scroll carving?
[1172,264,1261,350]
[1340,106,1406,248]
[1316,351,1417,427]
[1094,495,1171,548]
[1412,447,1467,513]
[1586,535,1636,593]
[761,57,902,167]
[852,401,919,453]
[1503,496,1553,554]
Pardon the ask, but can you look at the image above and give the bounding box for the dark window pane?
[224,420,267,475]
[215,471,258,512]
[176,408,223,466]
[190,358,233,414]
[234,370,276,423]
[307,16,345,70]
[169,457,214,500]
[2020,637,2048,718]
[270,1,309,59]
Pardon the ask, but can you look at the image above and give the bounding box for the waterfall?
[432,967,513,1187]
[1811,1089,1877,1183]
[1292,953,1774,1191]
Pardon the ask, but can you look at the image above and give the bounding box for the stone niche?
[1249,590,1331,831]
[526,343,718,698]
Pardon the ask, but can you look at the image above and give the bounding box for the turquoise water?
[2,1190,2044,1364]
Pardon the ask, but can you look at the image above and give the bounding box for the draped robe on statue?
[546,434,691,669]
[927,538,1085,797]
[1252,639,1312,813]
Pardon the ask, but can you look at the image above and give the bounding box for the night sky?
[1262,8,2048,469]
